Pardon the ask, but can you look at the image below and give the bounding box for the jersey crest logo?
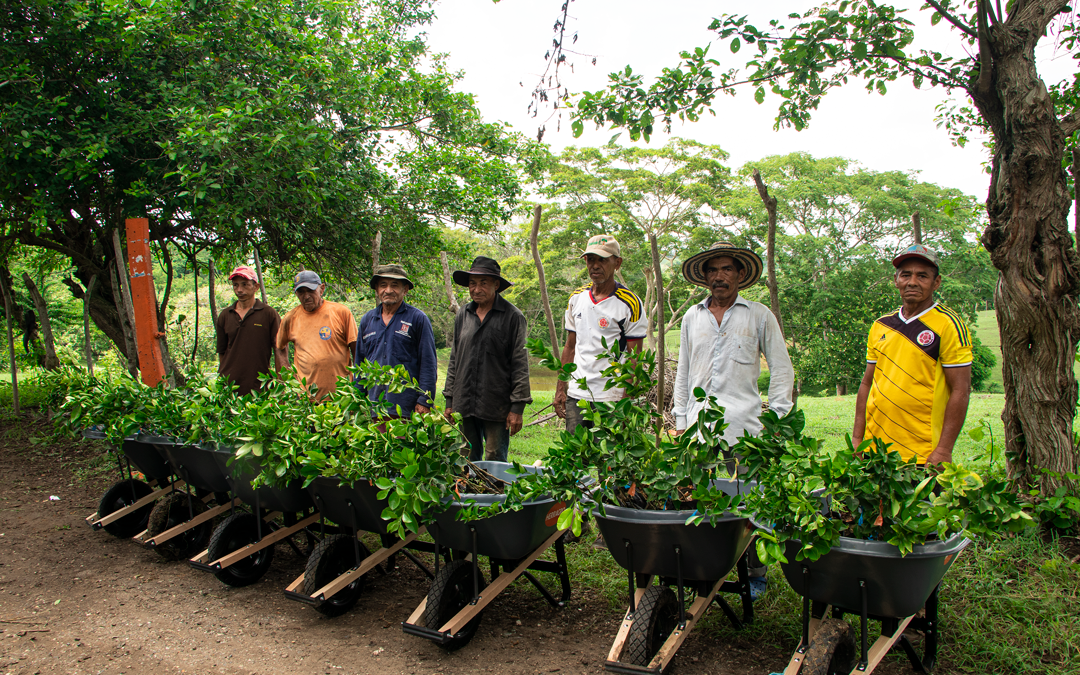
[396,320,412,337]
[319,326,331,341]
[917,329,935,346]
[598,317,609,329]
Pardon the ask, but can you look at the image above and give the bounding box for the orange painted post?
[125,218,167,387]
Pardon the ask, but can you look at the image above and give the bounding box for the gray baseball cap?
[293,270,322,291]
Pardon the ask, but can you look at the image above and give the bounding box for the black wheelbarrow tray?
[132,442,241,560]
[779,533,970,675]
[187,451,321,587]
[282,474,439,617]
[84,432,187,538]
[592,478,758,675]
[402,461,573,652]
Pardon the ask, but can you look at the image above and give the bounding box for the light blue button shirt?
[673,294,794,444]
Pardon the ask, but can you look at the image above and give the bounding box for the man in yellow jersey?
[853,245,973,465]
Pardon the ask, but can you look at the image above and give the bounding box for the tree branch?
[923,0,979,36]
[975,0,994,96]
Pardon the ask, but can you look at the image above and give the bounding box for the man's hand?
[553,389,567,419]
[444,407,454,423]
[506,412,523,436]
[414,404,430,415]
[925,446,952,466]
[673,429,685,436]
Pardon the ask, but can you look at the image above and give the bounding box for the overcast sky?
[426,0,1077,205]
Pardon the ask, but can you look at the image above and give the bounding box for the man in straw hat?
[278,270,358,400]
[853,244,972,466]
[673,241,794,600]
[554,234,647,435]
[355,264,437,418]
[443,256,532,461]
[215,265,285,395]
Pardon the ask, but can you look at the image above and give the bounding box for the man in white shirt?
[553,234,648,435]
[672,241,794,599]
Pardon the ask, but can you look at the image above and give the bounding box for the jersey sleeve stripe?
[937,306,971,346]
[613,288,642,322]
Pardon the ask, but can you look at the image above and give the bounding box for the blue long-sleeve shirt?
[354,302,437,416]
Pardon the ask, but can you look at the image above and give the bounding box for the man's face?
[584,253,620,285]
[376,278,408,308]
[295,284,325,313]
[894,260,941,305]
[705,256,745,303]
[231,278,257,302]
[468,275,499,306]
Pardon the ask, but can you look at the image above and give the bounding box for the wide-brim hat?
[369,264,414,290]
[452,256,513,293]
[681,241,763,290]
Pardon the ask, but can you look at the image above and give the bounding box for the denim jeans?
[461,416,510,463]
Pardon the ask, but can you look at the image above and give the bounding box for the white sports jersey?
[564,283,647,402]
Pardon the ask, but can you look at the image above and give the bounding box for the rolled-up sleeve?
[673,318,692,430]
[761,311,794,416]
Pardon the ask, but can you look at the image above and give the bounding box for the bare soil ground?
[0,413,917,675]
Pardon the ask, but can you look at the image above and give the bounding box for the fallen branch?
[524,413,557,428]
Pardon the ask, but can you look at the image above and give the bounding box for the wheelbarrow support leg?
[800,564,811,653]
[923,583,939,671]
[675,545,687,630]
[625,539,636,615]
[859,578,869,670]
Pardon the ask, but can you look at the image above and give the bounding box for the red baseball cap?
[229,265,259,282]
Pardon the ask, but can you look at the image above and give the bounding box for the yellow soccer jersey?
[863,303,973,463]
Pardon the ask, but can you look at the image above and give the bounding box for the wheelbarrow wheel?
[207,512,274,587]
[303,534,366,617]
[801,618,857,675]
[145,492,212,561]
[623,585,679,667]
[421,559,487,651]
[98,479,155,538]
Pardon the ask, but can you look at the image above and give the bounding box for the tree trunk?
[439,251,460,314]
[529,206,561,354]
[83,275,97,374]
[0,269,19,414]
[753,169,785,336]
[372,231,382,271]
[1071,147,1079,246]
[20,272,60,370]
[912,211,922,245]
[642,266,656,348]
[190,256,199,365]
[252,245,268,304]
[207,259,219,325]
[974,6,1080,495]
[649,233,666,442]
[108,267,139,376]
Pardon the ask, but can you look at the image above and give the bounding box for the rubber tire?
[145,492,212,561]
[623,585,680,667]
[302,534,366,617]
[420,559,487,651]
[801,619,858,675]
[207,512,274,587]
[97,479,155,538]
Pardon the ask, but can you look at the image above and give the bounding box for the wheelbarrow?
[778,533,970,675]
[593,478,758,674]
[188,451,321,587]
[283,475,439,617]
[402,461,572,652]
[84,431,188,538]
[132,441,241,560]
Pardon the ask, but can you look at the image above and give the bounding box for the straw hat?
[681,241,763,290]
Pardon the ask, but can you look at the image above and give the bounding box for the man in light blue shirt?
[672,241,794,600]
[673,241,794,444]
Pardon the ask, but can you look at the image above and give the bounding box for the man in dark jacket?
[443,256,532,462]
[355,264,437,417]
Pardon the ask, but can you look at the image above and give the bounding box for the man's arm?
[672,319,691,435]
[553,331,577,419]
[275,315,292,374]
[852,362,876,447]
[507,311,532,436]
[761,311,794,416]
[414,314,437,414]
[926,365,972,465]
[443,309,463,419]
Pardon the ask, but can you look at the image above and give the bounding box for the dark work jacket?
[443,294,532,421]
[354,302,437,415]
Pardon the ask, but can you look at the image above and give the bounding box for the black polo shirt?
[216,300,281,395]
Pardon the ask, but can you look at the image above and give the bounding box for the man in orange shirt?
[277,271,358,400]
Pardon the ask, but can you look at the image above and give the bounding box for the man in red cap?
[215,265,284,395]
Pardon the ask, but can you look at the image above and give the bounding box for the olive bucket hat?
[681,241,764,290]
[369,264,414,290]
